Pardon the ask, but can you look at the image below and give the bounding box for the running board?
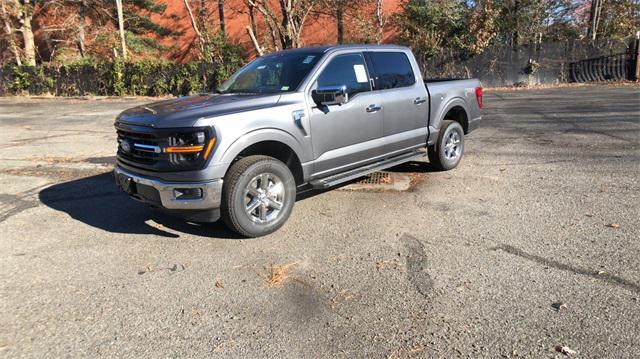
[309,151,423,189]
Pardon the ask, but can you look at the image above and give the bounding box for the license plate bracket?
[116,174,136,195]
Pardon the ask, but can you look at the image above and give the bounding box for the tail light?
[475,87,484,109]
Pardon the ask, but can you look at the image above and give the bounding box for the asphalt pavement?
[1,84,639,358]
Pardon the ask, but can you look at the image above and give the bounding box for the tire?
[427,120,465,171]
[221,155,296,237]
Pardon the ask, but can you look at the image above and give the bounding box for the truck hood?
[116,93,282,128]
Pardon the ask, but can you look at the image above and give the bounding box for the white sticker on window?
[353,64,368,83]
[303,55,316,64]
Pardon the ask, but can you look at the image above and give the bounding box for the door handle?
[413,97,426,105]
[366,104,382,113]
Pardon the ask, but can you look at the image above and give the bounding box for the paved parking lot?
[1,85,639,358]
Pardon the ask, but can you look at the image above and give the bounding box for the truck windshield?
[217,51,323,94]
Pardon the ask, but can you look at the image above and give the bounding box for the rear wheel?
[428,119,465,171]
[221,155,296,237]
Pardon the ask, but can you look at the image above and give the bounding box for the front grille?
[115,121,214,172]
[117,129,164,166]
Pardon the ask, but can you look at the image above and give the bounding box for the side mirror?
[312,85,348,107]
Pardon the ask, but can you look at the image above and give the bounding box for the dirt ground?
[1,84,639,358]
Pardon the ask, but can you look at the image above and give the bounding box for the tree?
[317,0,383,44]
[0,1,22,65]
[3,0,38,65]
[245,0,316,51]
[585,0,640,40]
[115,0,126,59]
[374,0,385,43]
[218,0,226,35]
[393,0,468,57]
[465,0,499,54]
[183,0,206,57]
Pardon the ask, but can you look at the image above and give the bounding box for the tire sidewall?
[438,121,465,170]
[228,160,296,237]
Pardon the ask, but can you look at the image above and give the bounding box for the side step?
[309,150,424,189]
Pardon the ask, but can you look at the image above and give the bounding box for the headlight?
[165,130,216,168]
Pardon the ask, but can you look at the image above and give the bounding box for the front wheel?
[221,155,296,237]
[428,119,465,171]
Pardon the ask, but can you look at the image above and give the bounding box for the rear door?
[307,52,384,177]
[365,51,429,156]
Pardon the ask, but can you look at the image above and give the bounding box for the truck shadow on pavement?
[38,172,243,239]
[38,160,437,239]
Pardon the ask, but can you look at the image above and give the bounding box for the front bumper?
[114,165,223,211]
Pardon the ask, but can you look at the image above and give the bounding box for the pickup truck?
[114,44,483,237]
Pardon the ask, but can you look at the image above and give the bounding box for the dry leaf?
[265,263,296,288]
[606,223,620,229]
[215,279,224,288]
[555,345,577,356]
[552,302,568,311]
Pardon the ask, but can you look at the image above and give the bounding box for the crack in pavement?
[491,244,640,294]
[0,183,52,224]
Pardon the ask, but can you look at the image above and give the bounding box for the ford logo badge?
[121,140,132,153]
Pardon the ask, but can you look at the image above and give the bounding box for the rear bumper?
[114,165,223,211]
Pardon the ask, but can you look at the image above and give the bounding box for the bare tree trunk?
[248,0,311,50]
[115,0,127,60]
[77,0,86,57]
[246,26,264,56]
[218,0,225,36]
[513,0,519,46]
[375,0,384,44]
[0,1,22,65]
[336,0,344,44]
[17,0,36,65]
[247,0,258,37]
[198,0,206,32]
[587,0,605,41]
[184,0,207,57]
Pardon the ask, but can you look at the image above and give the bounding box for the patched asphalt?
[1,84,639,358]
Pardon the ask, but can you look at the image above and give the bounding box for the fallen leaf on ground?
[265,263,296,288]
[215,278,224,288]
[376,261,388,271]
[606,223,620,229]
[330,289,355,309]
[552,302,568,311]
[555,345,577,356]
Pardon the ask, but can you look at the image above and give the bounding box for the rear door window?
[366,52,416,90]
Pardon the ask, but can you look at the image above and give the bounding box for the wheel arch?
[434,98,470,134]
[218,129,306,185]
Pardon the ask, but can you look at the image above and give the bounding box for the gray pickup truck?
[114,44,483,237]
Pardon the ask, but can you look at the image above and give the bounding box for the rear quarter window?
[367,52,416,90]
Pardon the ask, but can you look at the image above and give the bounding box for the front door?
[307,52,384,177]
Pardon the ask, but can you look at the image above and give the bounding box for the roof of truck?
[271,44,410,55]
